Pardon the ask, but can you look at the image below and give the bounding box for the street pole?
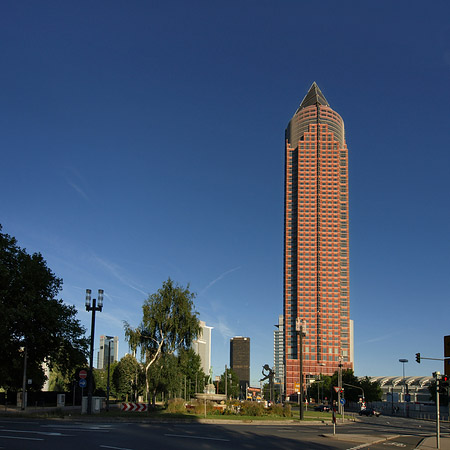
[399,359,408,417]
[296,318,305,420]
[225,365,228,400]
[435,373,440,449]
[106,337,113,412]
[338,358,343,415]
[85,289,103,415]
[21,346,27,411]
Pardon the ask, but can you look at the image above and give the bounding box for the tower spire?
[298,82,329,110]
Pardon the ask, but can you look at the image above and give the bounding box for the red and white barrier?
[121,402,148,412]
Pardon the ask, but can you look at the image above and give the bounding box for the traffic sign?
[79,379,87,388]
[334,386,340,393]
[79,370,87,379]
[340,398,346,405]
[121,402,148,412]
[295,382,300,392]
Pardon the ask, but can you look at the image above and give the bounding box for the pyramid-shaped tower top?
[297,82,329,111]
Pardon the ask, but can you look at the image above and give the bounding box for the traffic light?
[415,353,421,363]
[438,375,448,394]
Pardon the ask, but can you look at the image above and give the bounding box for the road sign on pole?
[79,370,88,379]
[79,379,87,388]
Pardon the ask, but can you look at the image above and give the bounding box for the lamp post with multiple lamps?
[399,358,408,417]
[85,289,103,415]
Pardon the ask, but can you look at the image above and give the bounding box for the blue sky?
[1,1,450,385]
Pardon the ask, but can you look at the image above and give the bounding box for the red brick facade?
[284,83,352,399]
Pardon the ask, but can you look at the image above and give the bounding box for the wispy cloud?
[63,166,91,202]
[67,180,90,201]
[211,318,234,342]
[200,266,241,295]
[93,255,148,296]
[361,332,399,344]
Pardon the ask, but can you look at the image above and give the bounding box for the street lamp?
[105,335,114,412]
[85,289,103,414]
[399,358,408,416]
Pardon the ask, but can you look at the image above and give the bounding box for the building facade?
[274,315,284,397]
[97,335,119,369]
[230,336,250,395]
[192,320,213,376]
[284,82,353,399]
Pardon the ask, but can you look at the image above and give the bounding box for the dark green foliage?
[112,354,144,401]
[218,367,240,398]
[239,401,265,416]
[124,278,201,400]
[308,370,382,404]
[0,226,88,390]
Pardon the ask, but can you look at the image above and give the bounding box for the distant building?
[230,336,250,395]
[284,82,353,399]
[97,335,119,369]
[274,315,284,397]
[192,321,213,376]
[368,376,433,404]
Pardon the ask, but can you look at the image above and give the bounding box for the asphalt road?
[0,415,448,450]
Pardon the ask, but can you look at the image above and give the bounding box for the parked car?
[359,408,381,417]
[314,404,331,412]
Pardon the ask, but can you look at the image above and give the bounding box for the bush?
[239,401,265,417]
[166,398,185,413]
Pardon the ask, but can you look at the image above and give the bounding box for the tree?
[124,278,201,404]
[93,362,118,397]
[0,226,88,390]
[177,348,206,398]
[218,367,240,398]
[113,354,145,401]
[359,376,382,402]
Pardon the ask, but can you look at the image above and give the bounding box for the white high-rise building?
[274,315,284,397]
[97,335,119,369]
[193,321,213,376]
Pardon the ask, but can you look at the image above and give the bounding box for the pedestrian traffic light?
[415,353,421,363]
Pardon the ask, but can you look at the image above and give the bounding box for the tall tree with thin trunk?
[124,278,200,405]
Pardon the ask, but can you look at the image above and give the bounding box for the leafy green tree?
[177,348,206,399]
[113,354,145,401]
[359,376,382,402]
[147,353,181,403]
[218,367,240,398]
[0,226,88,390]
[93,363,118,397]
[124,278,201,403]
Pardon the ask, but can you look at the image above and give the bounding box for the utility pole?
[338,357,343,415]
[434,372,441,449]
[296,318,306,420]
[225,365,228,399]
[21,346,28,411]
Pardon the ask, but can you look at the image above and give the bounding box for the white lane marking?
[1,429,71,436]
[165,433,230,442]
[0,435,44,441]
[100,446,133,450]
[41,425,110,432]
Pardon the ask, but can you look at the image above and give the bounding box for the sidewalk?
[417,435,450,449]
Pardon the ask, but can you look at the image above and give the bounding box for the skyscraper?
[230,336,250,394]
[273,315,284,397]
[284,82,353,399]
[192,320,213,376]
[97,335,119,369]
